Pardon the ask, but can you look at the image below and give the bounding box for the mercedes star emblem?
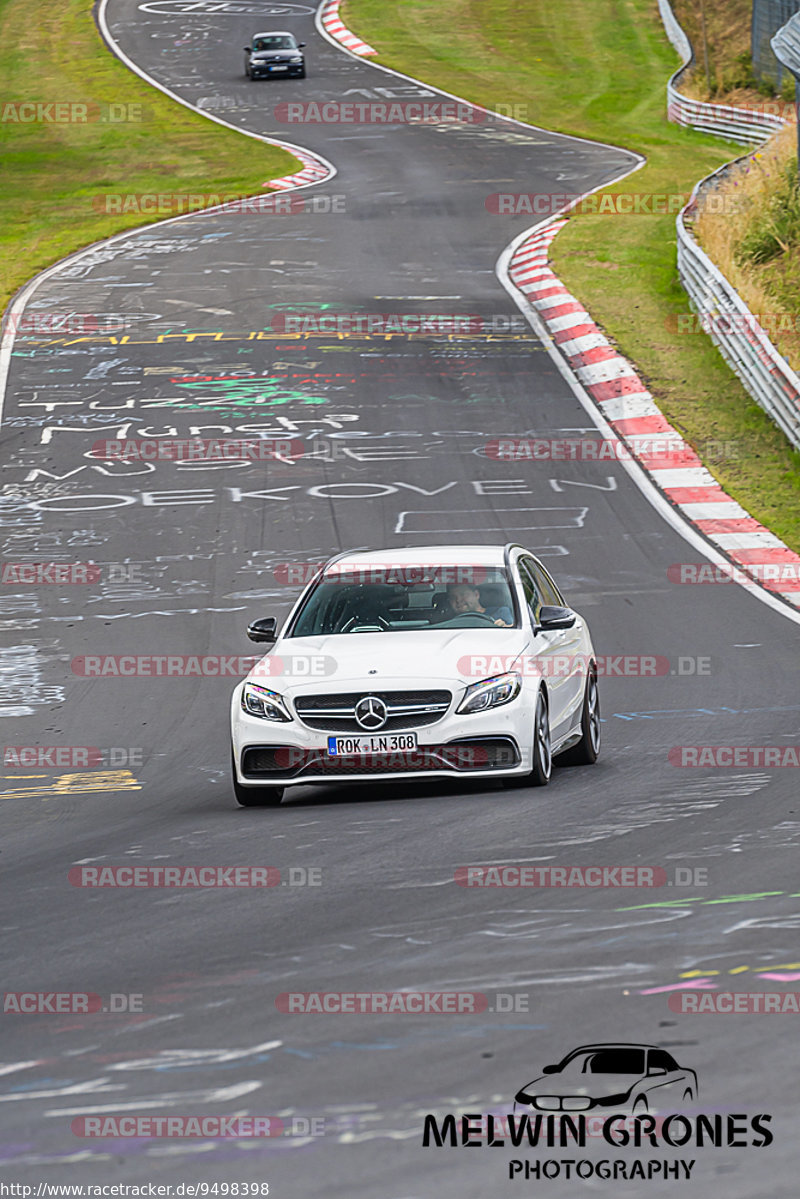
[354,695,388,731]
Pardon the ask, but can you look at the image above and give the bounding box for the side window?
[648,1050,675,1073]
[517,560,541,622]
[528,560,564,607]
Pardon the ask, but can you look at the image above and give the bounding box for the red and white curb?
[318,0,376,56]
[508,220,800,609]
[265,145,334,190]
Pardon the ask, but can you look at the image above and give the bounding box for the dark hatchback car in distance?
[514,1043,698,1114]
[244,31,306,79]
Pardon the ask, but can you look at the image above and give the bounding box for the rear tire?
[232,751,284,807]
[555,669,600,766]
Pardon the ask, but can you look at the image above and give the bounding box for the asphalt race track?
[2,2,800,1194]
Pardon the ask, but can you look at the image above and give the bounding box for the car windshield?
[571,1049,646,1075]
[253,36,295,50]
[289,567,517,635]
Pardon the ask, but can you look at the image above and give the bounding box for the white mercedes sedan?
[230,544,600,806]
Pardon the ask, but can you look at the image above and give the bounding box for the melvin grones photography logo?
[421,1041,773,1182]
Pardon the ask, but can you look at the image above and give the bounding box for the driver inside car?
[446,582,513,627]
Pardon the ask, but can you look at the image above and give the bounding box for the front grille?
[241,738,519,780]
[294,689,451,733]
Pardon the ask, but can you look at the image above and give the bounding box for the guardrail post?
[772,12,800,179]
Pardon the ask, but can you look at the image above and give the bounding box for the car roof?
[562,1043,660,1054]
[252,31,296,37]
[328,545,511,570]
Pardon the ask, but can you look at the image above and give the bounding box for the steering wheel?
[340,614,391,632]
[436,611,498,628]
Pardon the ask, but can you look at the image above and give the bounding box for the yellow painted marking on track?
[20,331,531,349]
[0,770,142,801]
[679,970,719,978]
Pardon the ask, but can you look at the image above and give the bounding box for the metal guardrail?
[772,7,800,69]
[656,1,800,451]
[659,0,786,143]
[677,182,800,450]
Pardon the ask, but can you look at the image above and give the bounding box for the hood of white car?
[246,627,531,693]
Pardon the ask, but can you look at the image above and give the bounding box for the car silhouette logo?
[355,696,388,730]
[514,1042,698,1115]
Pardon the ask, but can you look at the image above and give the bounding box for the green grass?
[0,0,298,312]
[345,0,800,553]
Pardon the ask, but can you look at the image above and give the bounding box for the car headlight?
[241,682,292,722]
[289,55,303,62]
[457,672,521,714]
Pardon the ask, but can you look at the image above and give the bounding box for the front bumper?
[231,683,534,789]
[249,62,303,77]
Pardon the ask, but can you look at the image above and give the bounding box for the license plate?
[270,65,288,71]
[327,733,418,756]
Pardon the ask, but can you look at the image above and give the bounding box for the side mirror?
[247,617,277,643]
[648,1066,667,1076]
[537,605,576,631]
[542,1064,559,1075]
[244,46,251,52]
[297,41,306,47]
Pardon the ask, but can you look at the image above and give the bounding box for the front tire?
[556,669,600,766]
[504,688,551,788]
[232,752,283,807]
